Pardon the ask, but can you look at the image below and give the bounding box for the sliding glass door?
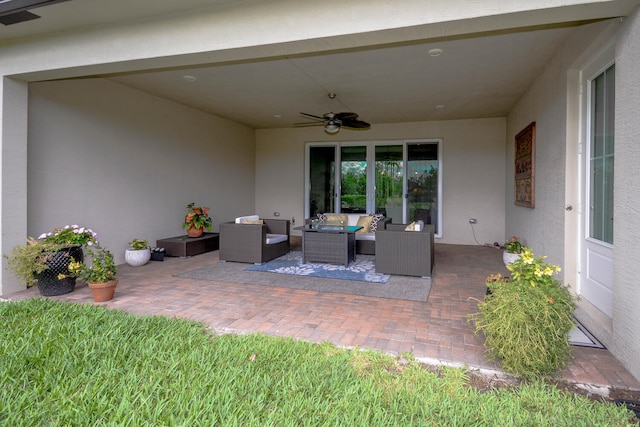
[340,145,367,213]
[306,140,441,235]
[407,143,439,233]
[308,146,336,217]
[375,145,404,223]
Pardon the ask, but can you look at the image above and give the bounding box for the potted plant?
[182,202,212,237]
[69,245,118,302]
[6,225,98,296]
[502,235,523,266]
[124,238,151,267]
[470,247,576,379]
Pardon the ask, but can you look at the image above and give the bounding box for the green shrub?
[470,247,576,379]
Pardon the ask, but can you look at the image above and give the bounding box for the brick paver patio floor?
[6,239,639,393]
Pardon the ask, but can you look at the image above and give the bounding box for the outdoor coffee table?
[296,225,362,266]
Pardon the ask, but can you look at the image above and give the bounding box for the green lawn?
[0,298,635,426]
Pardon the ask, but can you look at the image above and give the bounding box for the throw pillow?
[318,214,328,222]
[325,213,348,225]
[368,213,384,232]
[242,219,264,224]
[356,215,373,233]
[404,221,417,231]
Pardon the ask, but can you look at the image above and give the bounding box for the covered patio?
[5,240,640,394]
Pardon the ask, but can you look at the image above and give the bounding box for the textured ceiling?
[107,27,573,129]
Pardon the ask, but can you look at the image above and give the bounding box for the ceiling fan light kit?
[296,93,370,134]
[324,122,340,134]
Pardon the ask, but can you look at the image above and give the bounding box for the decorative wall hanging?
[514,122,535,208]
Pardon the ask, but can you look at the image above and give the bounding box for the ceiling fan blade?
[296,94,370,131]
[335,112,359,120]
[299,112,325,120]
[293,121,325,127]
[341,119,371,130]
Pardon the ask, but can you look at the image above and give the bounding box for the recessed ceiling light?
[435,104,445,110]
[428,48,443,57]
[183,75,197,82]
[273,114,282,118]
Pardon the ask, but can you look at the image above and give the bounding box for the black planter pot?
[35,246,84,297]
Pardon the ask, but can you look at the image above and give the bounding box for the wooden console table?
[156,233,219,258]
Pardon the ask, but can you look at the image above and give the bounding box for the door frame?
[576,40,615,318]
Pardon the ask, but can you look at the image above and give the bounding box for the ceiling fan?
[296,93,370,134]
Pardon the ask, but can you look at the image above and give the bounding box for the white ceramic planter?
[125,248,151,267]
[503,251,521,266]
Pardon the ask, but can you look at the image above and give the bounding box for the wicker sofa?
[374,223,435,277]
[219,216,290,264]
[305,213,391,255]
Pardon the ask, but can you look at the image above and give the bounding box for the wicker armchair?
[374,223,435,277]
[219,219,290,264]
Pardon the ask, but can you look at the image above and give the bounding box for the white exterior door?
[580,50,615,318]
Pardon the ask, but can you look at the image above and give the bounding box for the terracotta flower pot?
[88,279,118,302]
[187,225,204,237]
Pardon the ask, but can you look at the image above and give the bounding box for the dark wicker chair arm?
[263,219,290,235]
[384,223,409,232]
[378,217,392,230]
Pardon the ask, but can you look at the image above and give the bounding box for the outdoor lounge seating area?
[305,213,391,255]
[219,216,290,264]
[218,212,434,277]
[299,214,434,277]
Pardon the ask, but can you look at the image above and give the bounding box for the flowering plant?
[69,245,117,284]
[38,225,98,247]
[182,202,212,231]
[503,236,522,253]
[506,247,561,290]
[7,225,98,288]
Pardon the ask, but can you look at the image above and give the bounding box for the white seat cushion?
[235,214,260,224]
[265,233,287,245]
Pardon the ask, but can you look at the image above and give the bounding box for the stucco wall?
[507,20,620,264]
[0,78,29,295]
[507,14,640,381]
[27,78,256,267]
[612,6,640,383]
[256,118,506,245]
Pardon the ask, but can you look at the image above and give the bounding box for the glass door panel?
[308,146,336,217]
[340,146,367,213]
[407,143,439,233]
[375,145,404,222]
[589,65,615,244]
